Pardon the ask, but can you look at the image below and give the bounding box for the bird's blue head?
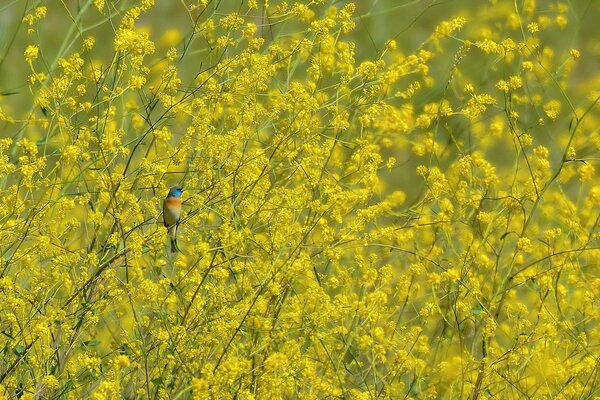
[167,186,184,198]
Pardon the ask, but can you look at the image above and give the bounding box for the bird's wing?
[162,199,168,227]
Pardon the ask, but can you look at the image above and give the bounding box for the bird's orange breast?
[165,198,182,207]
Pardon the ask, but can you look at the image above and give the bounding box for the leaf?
[471,305,484,315]
[152,377,163,387]
[13,344,25,356]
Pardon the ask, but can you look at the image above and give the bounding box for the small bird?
[163,186,184,253]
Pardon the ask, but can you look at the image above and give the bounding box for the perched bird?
[163,186,184,253]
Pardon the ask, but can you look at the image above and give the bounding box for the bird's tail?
[168,226,178,253]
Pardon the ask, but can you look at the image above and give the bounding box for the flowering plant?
[0,0,599,398]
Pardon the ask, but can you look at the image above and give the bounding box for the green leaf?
[152,377,163,387]
[13,344,25,356]
[471,305,484,315]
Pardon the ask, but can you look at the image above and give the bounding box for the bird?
[163,186,184,253]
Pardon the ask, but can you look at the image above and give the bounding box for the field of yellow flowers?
[1,0,599,398]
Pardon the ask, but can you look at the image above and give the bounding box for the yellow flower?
[128,74,146,89]
[243,23,257,38]
[496,79,509,92]
[544,100,561,120]
[556,15,568,29]
[115,354,131,368]
[517,237,532,252]
[34,6,47,19]
[385,39,397,51]
[570,48,580,60]
[527,22,539,33]
[509,75,522,89]
[24,45,39,62]
[42,375,59,389]
[216,36,230,48]
[94,0,105,12]
[83,36,95,50]
[578,163,595,182]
